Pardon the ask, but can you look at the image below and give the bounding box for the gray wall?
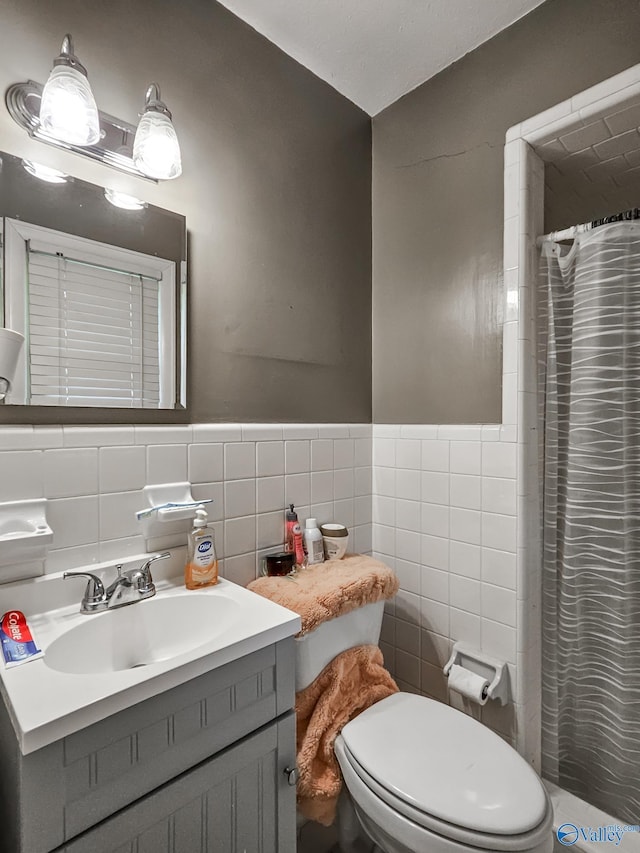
[0,0,372,424]
[372,0,640,424]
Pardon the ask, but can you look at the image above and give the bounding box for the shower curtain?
[539,221,640,822]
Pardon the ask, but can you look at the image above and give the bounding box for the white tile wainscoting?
[0,423,372,586]
[0,417,527,747]
[372,423,520,745]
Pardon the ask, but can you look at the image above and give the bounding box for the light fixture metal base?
[5,80,157,183]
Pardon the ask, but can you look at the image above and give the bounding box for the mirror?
[0,150,186,409]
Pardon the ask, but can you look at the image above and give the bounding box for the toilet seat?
[337,738,553,852]
[336,692,553,852]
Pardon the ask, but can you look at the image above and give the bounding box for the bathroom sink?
[45,593,241,674]
[0,569,300,754]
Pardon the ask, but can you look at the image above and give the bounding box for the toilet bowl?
[334,692,553,853]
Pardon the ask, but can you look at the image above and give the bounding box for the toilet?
[296,600,554,853]
[335,693,553,853]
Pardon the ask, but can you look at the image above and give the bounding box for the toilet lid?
[340,692,548,836]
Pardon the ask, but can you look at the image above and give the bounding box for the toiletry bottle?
[293,520,306,568]
[185,505,218,589]
[285,504,298,553]
[304,518,324,565]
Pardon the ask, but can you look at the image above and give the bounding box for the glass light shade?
[104,188,147,210]
[22,160,69,183]
[39,65,100,146]
[133,111,182,180]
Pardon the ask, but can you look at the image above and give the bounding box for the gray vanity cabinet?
[0,639,296,853]
[57,714,295,853]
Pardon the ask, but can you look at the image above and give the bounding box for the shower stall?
[538,218,640,822]
[504,62,640,846]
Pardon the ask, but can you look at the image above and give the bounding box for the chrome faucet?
[64,553,170,614]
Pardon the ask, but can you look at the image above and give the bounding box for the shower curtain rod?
[536,207,640,246]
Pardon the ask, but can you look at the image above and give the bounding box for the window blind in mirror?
[26,242,161,407]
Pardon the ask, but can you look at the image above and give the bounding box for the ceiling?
[541,96,640,232]
[216,0,547,116]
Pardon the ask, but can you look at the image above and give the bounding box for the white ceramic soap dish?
[137,483,213,550]
[0,499,54,577]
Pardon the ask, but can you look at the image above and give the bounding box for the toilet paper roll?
[447,664,490,705]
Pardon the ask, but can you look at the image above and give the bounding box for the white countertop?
[0,563,300,754]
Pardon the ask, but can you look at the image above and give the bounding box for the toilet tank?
[295,599,384,692]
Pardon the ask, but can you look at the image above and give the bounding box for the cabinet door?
[56,714,296,853]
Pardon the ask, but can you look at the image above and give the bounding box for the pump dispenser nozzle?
[193,504,208,528]
[286,504,298,521]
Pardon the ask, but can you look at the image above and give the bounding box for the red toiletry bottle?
[285,504,298,553]
[293,522,306,568]
[285,504,306,567]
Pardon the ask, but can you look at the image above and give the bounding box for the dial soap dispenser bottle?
[185,505,218,589]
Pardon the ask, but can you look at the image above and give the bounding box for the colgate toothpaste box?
[0,610,43,668]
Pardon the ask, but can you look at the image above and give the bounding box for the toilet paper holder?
[443,642,510,705]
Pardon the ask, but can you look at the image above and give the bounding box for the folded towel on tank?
[247,553,399,636]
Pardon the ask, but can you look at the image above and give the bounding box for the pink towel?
[295,644,398,825]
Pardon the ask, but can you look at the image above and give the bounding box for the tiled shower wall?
[372,423,520,742]
[0,423,372,585]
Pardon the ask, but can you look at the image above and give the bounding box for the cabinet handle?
[283,766,298,786]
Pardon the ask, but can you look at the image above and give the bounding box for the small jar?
[320,523,349,560]
[262,552,296,577]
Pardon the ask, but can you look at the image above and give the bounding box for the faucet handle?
[135,552,170,594]
[63,571,106,613]
[139,552,170,575]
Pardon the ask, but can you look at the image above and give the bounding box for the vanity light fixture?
[38,35,100,147]
[104,188,147,210]
[22,159,69,183]
[5,36,182,183]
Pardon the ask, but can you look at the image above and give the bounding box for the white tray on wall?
[0,499,53,582]
[137,483,212,551]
